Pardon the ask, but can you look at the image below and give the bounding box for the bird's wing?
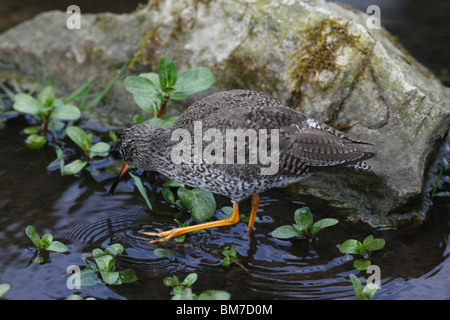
[173,90,374,173]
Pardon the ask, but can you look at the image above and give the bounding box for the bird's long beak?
[109,162,129,195]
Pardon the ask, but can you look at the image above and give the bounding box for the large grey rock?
[0,0,448,226]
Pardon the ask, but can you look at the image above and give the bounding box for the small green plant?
[339,235,385,270]
[349,274,378,300]
[163,273,230,300]
[123,57,216,220]
[63,126,111,175]
[271,207,338,240]
[124,56,214,122]
[216,244,247,271]
[25,225,69,264]
[13,85,80,148]
[79,244,138,286]
[0,284,10,298]
[162,182,216,222]
[79,243,138,286]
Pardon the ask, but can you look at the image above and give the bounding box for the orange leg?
[141,202,240,243]
[246,194,260,233]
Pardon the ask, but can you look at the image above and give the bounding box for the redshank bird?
[109,90,374,243]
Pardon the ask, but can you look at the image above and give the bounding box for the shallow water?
[0,117,448,300]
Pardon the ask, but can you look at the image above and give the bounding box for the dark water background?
[0,0,449,300]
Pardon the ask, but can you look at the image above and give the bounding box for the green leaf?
[221,255,231,267]
[177,187,216,222]
[90,142,110,154]
[144,117,174,127]
[171,67,215,100]
[198,290,231,300]
[94,254,114,272]
[349,274,364,300]
[220,206,233,217]
[133,93,162,115]
[92,248,105,259]
[48,119,65,132]
[109,131,118,142]
[138,72,161,88]
[128,172,152,210]
[353,259,371,271]
[271,225,303,239]
[25,134,47,149]
[41,233,53,248]
[362,235,373,248]
[339,239,362,255]
[79,269,101,287]
[25,225,42,249]
[118,269,138,284]
[50,104,81,121]
[105,243,124,257]
[47,241,69,253]
[294,207,313,231]
[124,75,161,95]
[162,179,184,188]
[158,56,178,91]
[23,126,40,134]
[310,218,338,235]
[133,114,143,124]
[66,126,90,151]
[0,284,11,298]
[100,271,119,285]
[14,93,43,115]
[362,284,378,300]
[182,273,198,287]
[65,294,84,300]
[161,188,175,204]
[163,276,180,287]
[54,144,64,174]
[63,159,87,175]
[37,86,55,109]
[364,236,385,252]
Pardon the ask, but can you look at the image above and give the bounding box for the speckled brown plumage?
[112,89,375,242]
[118,89,374,202]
